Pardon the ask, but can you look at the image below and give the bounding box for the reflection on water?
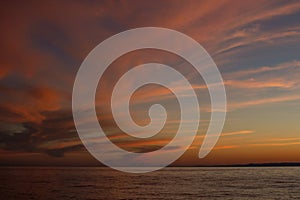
[1,167,300,199]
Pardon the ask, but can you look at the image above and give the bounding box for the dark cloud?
[0,107,82,158]
[44,144,82,157]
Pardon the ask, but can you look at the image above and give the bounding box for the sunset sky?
[1,0,300,166]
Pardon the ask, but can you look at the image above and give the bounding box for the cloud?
[195,130,254,139]
[118,138,170,148]
[223,60,300,110]
[229,94,300,109]
[250,141,300,147]
[1,1,300,165]
[221,130,254,137]
[225,60,300,79]
[225,79,297,89]
[0,109,80,158]
[216,29,300,55]
[189,144,240,151]
[188,130,254,150]
[213,145,240,150]
[0,86,64,124]
[269,137,300,141]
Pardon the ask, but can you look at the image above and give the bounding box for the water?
[1,167,300,199]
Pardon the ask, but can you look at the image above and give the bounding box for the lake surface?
[1,167,300,199]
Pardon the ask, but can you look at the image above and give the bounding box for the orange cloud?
[213,145,240,150]
[225,79,297,89]
[195,130,254,139]
[250,141,300,147]
[221,130,254,137]
[269,138,300,142]
[0,66,11,79]
[0,86,63,123]
[118,138,171,148]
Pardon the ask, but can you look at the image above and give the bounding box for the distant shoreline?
[187,162,300,167]
[1,162,300,168]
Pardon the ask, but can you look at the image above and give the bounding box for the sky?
[0,0,300,166]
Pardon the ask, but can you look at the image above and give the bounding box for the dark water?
[1,167,300,199]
